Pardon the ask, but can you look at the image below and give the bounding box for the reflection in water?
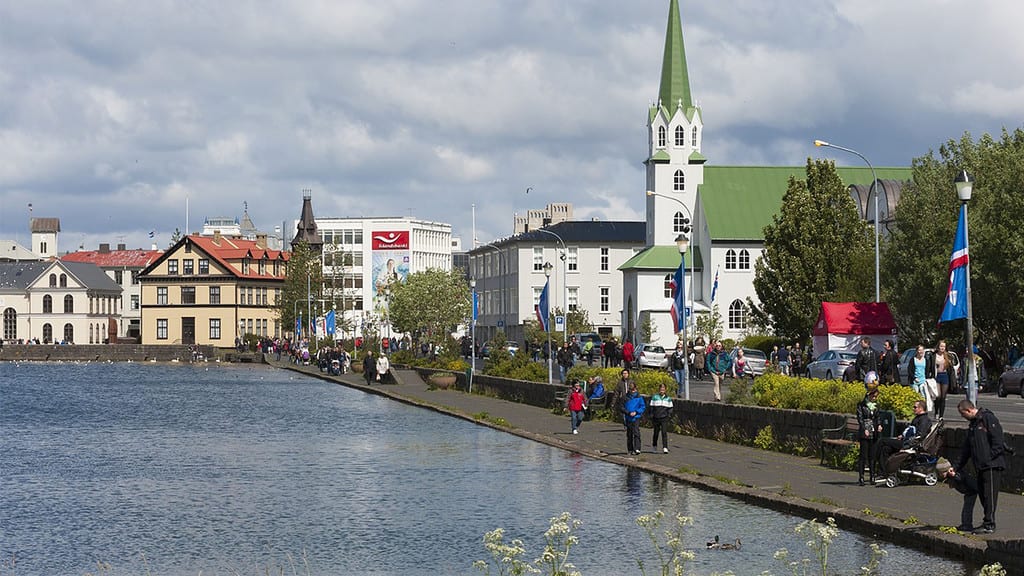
[0,363,970,576]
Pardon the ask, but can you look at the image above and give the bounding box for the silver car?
[806,350,858,380]
[636,343,669,369]
[729,347,767,376]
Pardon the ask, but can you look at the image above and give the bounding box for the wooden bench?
[820,416,860,465]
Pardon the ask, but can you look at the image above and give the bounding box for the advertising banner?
[371,230,410,311]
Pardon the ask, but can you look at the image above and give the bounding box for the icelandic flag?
[295,315,302,337]
[939,204,970,323]
[325,309,336,338]
[670,264,685,333]
[535,279,550,332]
[710,266,720,303]
[148,230,155,239]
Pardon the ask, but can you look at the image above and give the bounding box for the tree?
[388,268,471,348]
[695,303,723,344]
[884,130,1024,348]
[276,241,324,337]
[749,159,874,341]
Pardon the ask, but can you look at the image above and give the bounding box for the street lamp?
[814,139,881,303]
[955,170,979,404]
[675,233,691,400]
[535,227,568,345]
[544,261,553,385]
[470,277,477,394]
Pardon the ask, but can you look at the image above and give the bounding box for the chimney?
[256,233,267,249]
[117,243,126,251]
[99,243,110,253]
[213,230,221,245]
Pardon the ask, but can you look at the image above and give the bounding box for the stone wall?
[0,344,216,362]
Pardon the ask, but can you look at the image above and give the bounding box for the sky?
[2,0,1023,253]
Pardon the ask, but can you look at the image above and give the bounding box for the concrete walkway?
[270,359,1024,571]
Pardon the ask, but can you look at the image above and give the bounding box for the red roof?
[812,302,897,336]
[62,249,162,268]
[185,235,289,279]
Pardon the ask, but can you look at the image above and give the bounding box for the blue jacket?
[622,392,646,423]
[588,381,605,401]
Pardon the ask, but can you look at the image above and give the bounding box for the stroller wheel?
[924,472,938,486]
[885,475,899,488]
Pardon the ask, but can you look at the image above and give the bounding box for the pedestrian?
[614,368,633,421]
[732,348,749,380]
[692,336,706,380]
[878,339,900,385]
[362,350,377,385]
[777,345,791,376]
[583,339,595,366]
[948,399,1008,534]
[906,344,934,412]
[556,342,574,383]
[622,340,635,370]
[930,340,955,419]
[855,337,879,382]
[856,383,882,485]
[704,341,732,402]
[566,380,587,434]
[621,381,646,455]
[670,341,687,397]
[375,351,391,383]
[790,342,804,377]
[650,383,674,453]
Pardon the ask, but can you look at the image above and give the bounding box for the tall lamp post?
[814,139,881,303]
[544,261,553,385]
[535,228,568,345]
[955,170,979,404]
[470,278,477,394]
[675,233,691,400]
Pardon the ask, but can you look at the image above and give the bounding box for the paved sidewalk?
[272,360,1024,571]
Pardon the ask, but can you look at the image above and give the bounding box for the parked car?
[806,350,858,380]
[635,343,669,369]
[479,342,520,358]
[898,348,962,392]
[997,356,1024,398]
[729,347,767,377]
[507,342,520,356]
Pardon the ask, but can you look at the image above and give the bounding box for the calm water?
[0,362,969,575]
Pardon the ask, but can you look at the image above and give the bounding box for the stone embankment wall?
[0,344,217,362]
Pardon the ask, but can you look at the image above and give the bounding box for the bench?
[820,416,860,465]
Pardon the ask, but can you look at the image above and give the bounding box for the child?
[567,380,587,434]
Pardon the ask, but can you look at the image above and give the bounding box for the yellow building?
[139,232,289,346]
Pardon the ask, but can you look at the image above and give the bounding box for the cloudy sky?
[1,0,1022,252]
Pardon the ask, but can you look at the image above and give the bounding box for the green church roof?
[659,0,692,114]
[619,245,703,272]
[701,165,913,241]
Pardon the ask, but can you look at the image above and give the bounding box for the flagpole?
[543,262,553,386]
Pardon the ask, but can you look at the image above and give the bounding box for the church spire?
[658,0,692,115]
[291,190,323,253]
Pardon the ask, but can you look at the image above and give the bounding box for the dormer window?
[242,258,250,274]
[657,126,666,148]
[675,125,685,147]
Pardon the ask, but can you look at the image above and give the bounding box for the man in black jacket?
[949,399,1008,534]
[874,400,931,475]
[854,337,879,382]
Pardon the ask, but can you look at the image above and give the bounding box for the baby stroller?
[882,419,947,487]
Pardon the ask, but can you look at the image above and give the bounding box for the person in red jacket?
[566,380,587,434]
[622,341,635,370]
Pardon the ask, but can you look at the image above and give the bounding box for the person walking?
[375,351,391,384]
[670,342,687,397]
[566,380,587,435]
[650,383,674,453]
[856,384,882,485]
[790,342,804,377]
[907,345,933,413]
[362,350,377,385]
[692,336,706,381]
[614,368,634,421]
[704,341,732,402]
[621,382,646,455]
[556,342,574,383]
[777,345,791,376]
[930,340,956,419]
[855,337,879,382]
[878,339,900,385]
[948,399,1008,534]
[622,340,635,371]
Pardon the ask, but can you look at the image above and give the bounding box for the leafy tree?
[885,130,1024,348]
[639,314,657,343]
[749,159,874,341]
[168,228,182,247]
[389,268,471,348]
[695,303,723,343]
[276,241,324,337]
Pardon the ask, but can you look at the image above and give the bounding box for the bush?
[751,374,916,415]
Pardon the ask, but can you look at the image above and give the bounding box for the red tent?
[812,302,898,354]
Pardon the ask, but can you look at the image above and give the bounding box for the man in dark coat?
[949,399,1008,534]
[362,350,377,385]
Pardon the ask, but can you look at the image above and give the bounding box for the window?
[130,295,139,310]
[725,249,737,270]
[3,308,16,340]
[739,249,751,270]
[181,287,196,305]
[247,287,254,305]
[600,247,609,272]
[167,259,178,275]
[568,287,578,312]
[209,286,221,304]
[533,286,543,306]
[199,259,210,275]
[210,318,221,340]
[157,287,168,305]
[675,125,685,146]
[49,274,57,287]
[43,295,53,314]
[351,252,363,266]
[273,261,281,276]
[664,274,673,298]
[63,323,73,343]
[674,169,685,192]
[600,287,610,313]
[657,125,666,148]
[40,241,48,254]
[691,126,698,146]
[258,260,266,275]
[354,229,363,244]
[43,323,52,343]
[131,271,139,285]
[242,259,250,274]
[533,247,544,271]
[156,319,168,340]
[183,259,194,275]
[673,211,690,233]
[185,243,192,253]
[567,247,578,272]
[729,299,747,330]
[64,295,74,313]
[59,274,67,287]
[114,270,124,284]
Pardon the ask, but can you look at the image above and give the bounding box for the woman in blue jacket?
[621,382,646,455]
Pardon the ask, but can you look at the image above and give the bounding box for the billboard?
[371,230,410,311]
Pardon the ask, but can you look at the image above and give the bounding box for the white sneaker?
[663,447,669,453]
[572,429,578,434]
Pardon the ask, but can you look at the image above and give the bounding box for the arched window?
[725,249,737,270]
[673,211,690,233]
[674,125,685,146]
[674,169,685,192]
[664,274,673,298]
[64,295,74,313]
[59,274,67,287]
[691,126,698,146]
[657,126,666,148]
[43,295,53,314]
[43,323,53,344]
[49,274,57,287]
[64,323,74,344]
[3,308,16,340]
[89,323,95,344]
[739,249,751,270]
[729,300,747,330]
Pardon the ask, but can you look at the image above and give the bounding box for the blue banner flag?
[309,316,316,338]
[325,309,336,338]
[670,263,685,333]
[939,204,970,323]
[710,266,720,303]
[535,279,550,332]
[472,290,479,321]
[295,314,302,337]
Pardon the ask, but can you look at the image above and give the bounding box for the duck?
[706,535,720,549]
[719,538,742,550]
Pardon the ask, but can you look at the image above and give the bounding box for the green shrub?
[750,374,916,416]
[754,425,778,451]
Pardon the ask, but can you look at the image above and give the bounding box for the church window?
[673,212,689,234]
[725,249,737,270]
[739,249,751,270]
[674,170,685,192]
[657,126,666,148]
[675,125,685,146]
[691,126,698,146]
[729,300,747,330]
